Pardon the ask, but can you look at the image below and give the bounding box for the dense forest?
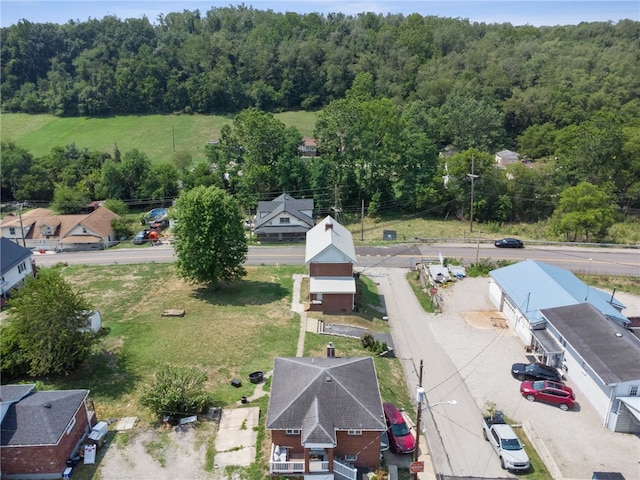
[1,6,639,241]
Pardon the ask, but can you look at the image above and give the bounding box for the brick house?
[1,384,96,479]
[304,216,357,313]
[266,354,386,479]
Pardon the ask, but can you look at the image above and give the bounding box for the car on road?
[511,362,562,382]
[520,380,576,410]
[383,402,415,454]
[494,237,524,248]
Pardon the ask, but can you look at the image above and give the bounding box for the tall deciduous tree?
[550,182,617,242]
[172,185,247,285]
[1,268,95,377]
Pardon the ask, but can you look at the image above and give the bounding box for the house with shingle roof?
[0,237,34,301]
[304,216,357,313]
[266,355,386,478]
[0,206,120,251]
[0,384,96,478]
[254,193,314,242]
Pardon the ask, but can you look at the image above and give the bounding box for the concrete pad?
[114,416,138,431]
[214,407,260,468]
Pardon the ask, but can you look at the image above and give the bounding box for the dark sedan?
[511,363,562,382]
[494,238,524,248]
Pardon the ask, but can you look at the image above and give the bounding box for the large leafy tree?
[1,268,95,377]
[0,140,34,202]
[140,365,213,420]
[172,185,247,285]
[549,182,617,242]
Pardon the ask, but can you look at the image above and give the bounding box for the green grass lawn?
[1,111,317,164]
[23,262,410,425]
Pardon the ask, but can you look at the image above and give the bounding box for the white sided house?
[253,193,314,242]
[0,238,35,301]
[540,303,640,433]
[489,260,637,432]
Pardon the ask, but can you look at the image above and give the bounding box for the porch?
[269,444,357,480]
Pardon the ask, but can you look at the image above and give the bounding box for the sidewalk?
[399,411,437,480]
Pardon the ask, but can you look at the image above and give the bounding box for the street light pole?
[413,360,424,480]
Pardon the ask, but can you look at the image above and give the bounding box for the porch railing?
[268,444,357,480]
[333,458,357,480]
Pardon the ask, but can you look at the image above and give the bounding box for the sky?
[1,0,638,28]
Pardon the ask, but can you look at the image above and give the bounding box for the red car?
[383,402,415,454]
[520,380,575,411]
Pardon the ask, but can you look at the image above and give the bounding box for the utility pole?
[331,184,342,224]
[413,360,424,480]
[360,199,364,241]
[467,156,478,233]
[17,202,26,247]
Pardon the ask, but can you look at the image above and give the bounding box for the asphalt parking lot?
[369,269,639,480]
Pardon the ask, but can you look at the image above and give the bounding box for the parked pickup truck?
[482,411,530,472]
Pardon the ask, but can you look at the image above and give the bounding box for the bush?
[361,333,375,349]
[140,365,213,420]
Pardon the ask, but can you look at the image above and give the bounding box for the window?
[9,227,15,235]
[82,227,88,233]
[17,262,26,274]
[285,429,300,435]
[344,453,358,462]
[347,429,362,436]
[279,217,290,224]
[630,385,638,396]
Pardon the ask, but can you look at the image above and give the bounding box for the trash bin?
[63,466,73,479]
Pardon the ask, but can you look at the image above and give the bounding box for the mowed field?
[1,111,317,164]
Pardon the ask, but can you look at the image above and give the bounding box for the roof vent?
[325,222,333,231]
[615,332,623,338]
[325,376,332,382]
[43,403,52,408]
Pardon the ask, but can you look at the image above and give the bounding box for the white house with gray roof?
[489,260,637,432]
[266,355,386,478]
[254,193,314,242]
[539,303,640,433]
[0,237,34,301]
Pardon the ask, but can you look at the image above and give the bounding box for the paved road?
[368,268,507,478]
[33,243,639,276]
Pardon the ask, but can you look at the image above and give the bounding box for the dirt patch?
[97,422,221,480]
[461,311,508,329]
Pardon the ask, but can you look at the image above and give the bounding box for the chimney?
[325,222,333,231]
[326,341,335,357]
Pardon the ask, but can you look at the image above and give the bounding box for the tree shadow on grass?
[58,347,140,401]
[190,279,289,306]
